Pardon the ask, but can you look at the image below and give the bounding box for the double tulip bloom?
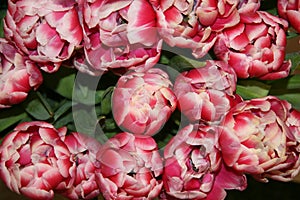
[214,11,291,80]
[278,0,300,33]
[0,122,102,200]
[173,60,240,124]
[74,0,162,75]
[96,132,163,200]
[4,0,83,72]
[0,122,72,200]
[112,68,177,136]
[58,132,102,199]
[162,124,247,200]
[219,96,300,182]
[0,39,42,108]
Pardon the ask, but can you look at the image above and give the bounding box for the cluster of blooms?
[0,121,164,199]
[1,0,300,200]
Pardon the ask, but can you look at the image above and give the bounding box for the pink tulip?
[57,132,102,200]
[163,124,247,200]
[173,60,241,124]
[112,68,177,136]
[74,0,162,75]
[238,0,261,14]
[278,0,300,33]
[214,11,291,80]
[95,132,163,200]
[219,96,300,182]
[287,109,300,141]
[0,121,72,200]
[4,0,83,72]
[152,0,241,58]
[0,39,43,108]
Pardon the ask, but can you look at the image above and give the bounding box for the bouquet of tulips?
[0,0,300,200]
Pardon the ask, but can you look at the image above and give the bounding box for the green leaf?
[100,86,114,115]
[236,80,271,99]
[264,7,278,16]
[53,111,74,130]
[102,118,118,130]
[43,67,77,99]
[0,9,6,38]
[159,49,176,65]
[22,91,53,120]
[72,104,113,143]
[72,105,98,136]
[0,106,27,133]
[285,51,300,73]
[159,53,171,65]
[284,75,300,90]
[72,84,104,105]
[99,117,120,137]
[169,55,206,73]
[72,72,106,105]
[269,75,300,110]
[165,55,207,83]
[276,93,300,111]
[286,29,300,39]
[270,75,300,91]
[53,100,73,121]
[260,0,278,15]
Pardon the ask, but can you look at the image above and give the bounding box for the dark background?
[1,176,300,200]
